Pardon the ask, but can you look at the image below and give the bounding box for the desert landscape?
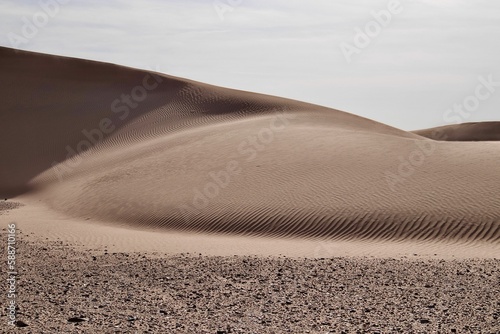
[0,46,499,333]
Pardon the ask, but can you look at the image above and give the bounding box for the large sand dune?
[1,47,499,252]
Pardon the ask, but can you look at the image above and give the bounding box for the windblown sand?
[0,47,499,332]
[1,47,499,248]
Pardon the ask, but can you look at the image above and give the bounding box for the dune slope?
[1,47,499,246]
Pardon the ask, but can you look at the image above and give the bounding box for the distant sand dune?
[1,47,499,247]
[413,122,500,141]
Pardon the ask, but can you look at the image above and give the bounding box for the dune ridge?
[1,47,499,248]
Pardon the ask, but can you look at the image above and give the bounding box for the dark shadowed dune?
[0,47,411,197]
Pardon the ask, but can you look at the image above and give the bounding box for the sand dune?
[1,47,499,250]
[414,122,500,141]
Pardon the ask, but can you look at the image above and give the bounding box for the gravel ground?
[0,201,23,215]
[0,237,499,333]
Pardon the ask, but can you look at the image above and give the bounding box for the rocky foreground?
[0,236,498,333]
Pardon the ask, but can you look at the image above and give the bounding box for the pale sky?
[1,0,499,130]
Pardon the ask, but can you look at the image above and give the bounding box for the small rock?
[15,320,29,327]
[68,317,88,323]
[420,319,431,324]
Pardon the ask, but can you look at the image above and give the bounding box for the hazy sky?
[1,0,499,130]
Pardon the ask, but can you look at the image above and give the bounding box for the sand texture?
[1,46,499,252]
